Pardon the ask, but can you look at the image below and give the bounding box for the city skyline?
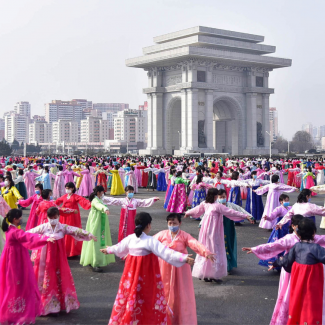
[0,0,324,140]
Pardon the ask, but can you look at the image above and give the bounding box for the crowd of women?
[1,154,325,325]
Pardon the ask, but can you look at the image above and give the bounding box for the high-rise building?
[114,109,146,144]
[0,118,5,141]
[269,107,278,141]
[29,121,52,144]
[52,120,79,143]
[44,100,83,124]
[32,115,46,122]
[71,99,92,110]
[14,101,31,119]
[302,123,313,135]
[319,125,325,138]
[138,101,148,111]
[92,103,129,113]
[4,113,29,143]
[80,116,110,143]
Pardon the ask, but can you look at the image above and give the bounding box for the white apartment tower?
[29,121,52,144]
[5,113,29,143]
[269,107,278,141]
[52,120,78,143]
[14,101,31,119]
[80,116,110,143]
[114,109,146,143]
[45,100,84,123]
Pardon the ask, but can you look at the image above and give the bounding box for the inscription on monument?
[212,74,242,86]
[166,75,182,86]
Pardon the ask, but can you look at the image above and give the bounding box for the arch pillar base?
[243,148,279,155]
[139,148,166,156]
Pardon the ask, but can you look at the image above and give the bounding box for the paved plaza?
[21,179,325,325]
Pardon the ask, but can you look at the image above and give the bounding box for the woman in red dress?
[55,182,91,257]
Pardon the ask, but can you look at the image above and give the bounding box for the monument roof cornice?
[126,46,291,70]
[143,35,276,55]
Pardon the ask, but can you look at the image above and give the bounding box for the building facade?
[80,116,110,143]
[52,120,78,143]
[14,101,31,119]
[269,107,278,141]
[92,103,129,113]
[0,118,5,141]
[5,113,29,143]
[126,26,292,155]
[45,100,83,124]
[29,121,52,144]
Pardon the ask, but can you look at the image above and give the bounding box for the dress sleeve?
[18,196,34,207]
[75,195,91,210]
[309,203,325,216]
[273,245,296,273]
[268,207,282,221]
[55,196,64,206]
[312,245,325,264]
[135,198,156,208]
[102,196,124,206]
[106,236,131,257]
[310,185,325,194]
[251,235,292,260]
[73,172,81,177]
[255,184,270,195]
[15,228,49,250]
[185,233,212,257]
[186,202,206,219]
[277,184,297,193]
[149,236,187,267]
[277,208,294,226]
[218,204,248,221]
[91,198,108,213]
[26,224,46,234]
[11,187,23,200]
[63,224,95,241]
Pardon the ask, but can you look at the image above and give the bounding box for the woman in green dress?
[80,185,115,272]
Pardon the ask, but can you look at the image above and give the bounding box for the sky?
[0,0,323,140]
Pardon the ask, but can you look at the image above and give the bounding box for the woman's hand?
[100,248,108,255]
[91,235,98,242]
[74,209,78,214]
[263,215,269,221]
[186,254,195,266]
[154,197,159,202]
[206,254,216,262]
[246,216,254,224]
[105,210,110,216]
[184,212,189,219]
[275,224,282,230]
[47,237,55,243]
[242,247,252,254]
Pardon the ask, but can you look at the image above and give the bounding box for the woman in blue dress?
[155,163,168,191]
[164,168,176,209]
[35,166,51,190]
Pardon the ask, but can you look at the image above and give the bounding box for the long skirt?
[97,174,107,192]
[118,208,136,242]
[146,171,157,189]
[258,216,290,268]
[157,172,167,191]
[109,254,168,325]
[32,239,79,315]
[245,186,264,221]
[305,176,317,196]
[240,186,247,200]
[191,188,206,208]
[229,187,244,223]
[287,262,324,325]
[167,184,187,213]
[107,174,112,189]
[15,182,27,200]
[223,217,237,272]
[164,184,174,209]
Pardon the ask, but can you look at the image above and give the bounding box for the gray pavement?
[20,180,325,325]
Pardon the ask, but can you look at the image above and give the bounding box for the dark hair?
[18,169,23,176]
[125,185,134,192]
[35,183,43,191]
[89,185,105,202]
[271,175,279,183]
[289,214,304,234]
[196,174,203,184]
[2,209,22,232]
[216,171,223,178]
[134,212,152,237]
[297,218,316,240]
[65,182,76,193]
[166,213,182,223]
[41,189,52,200]
[58,165,63,171]
[251,171,257,177]
[231,171,239,180]
[47,207,59,218]
[44,166,49,173]
[205,188,219,203]
[176,171,182,177]
[279,194,289,202]
[218,189,227,196]
[297,189,311,203]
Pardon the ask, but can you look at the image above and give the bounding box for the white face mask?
[4,181,8,186]
[49,218,59,226]
[65,189,72,194]
[100,194,105,199]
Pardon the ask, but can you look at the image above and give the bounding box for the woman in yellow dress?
[110,165,125,196]
[1,177,23,209]
[73,164,83,189]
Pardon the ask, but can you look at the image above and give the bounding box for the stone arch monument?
[126,26,291,155]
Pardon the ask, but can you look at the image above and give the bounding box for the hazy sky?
[0,0,323,139]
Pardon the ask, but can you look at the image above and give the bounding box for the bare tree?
[291,131,314,153]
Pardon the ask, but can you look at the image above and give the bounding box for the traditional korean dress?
[14,175,27,201]
[73,166,83,189]
[303,171,317,195]
[154,230,212,325]
[310,184,325,228]
[1,186,23,209]
[125,170,138,193]
[187,202,248,279]
[95,169,109,192]
[140,166,148,187]
[255,183,297,229]
[118,167,126,188]
[244,178,269,221]
[23,171,38,198]
[51,171,65,199]
[110,170,125,196]
[258,205,292,268]
[18,194,43,230]
[0,226,49,325]
[80,196,115,268]
[144,167,158,190]
[78,169,93,197]
[0,216,4,256]
[155,168,167,191]
[0,200,10,255]
[106,233,188,325]
[164,175,175,209]
[274,242,325,325]
[166,177,189,213]
[103,196,157,242]
[191,182,212,208]
[134,165,143,188]
[28,222,95,315]
[62,170,80,184]
[55,194,91,257]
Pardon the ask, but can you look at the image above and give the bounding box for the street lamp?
[266,131,272,158]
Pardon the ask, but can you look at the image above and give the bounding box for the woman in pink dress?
[0,209,54,325]
[28,207,96,315]
[62,165,80,184]
[303,166,317,196]
[125,167,138,193]
[185,188,253,282]
[255,175,298,229]
[23,166,39,198]
[51,165,65,199]
[154,213,215,325]
[18,183,44,230]
[242,215,325,325]
[78,165,93,197]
